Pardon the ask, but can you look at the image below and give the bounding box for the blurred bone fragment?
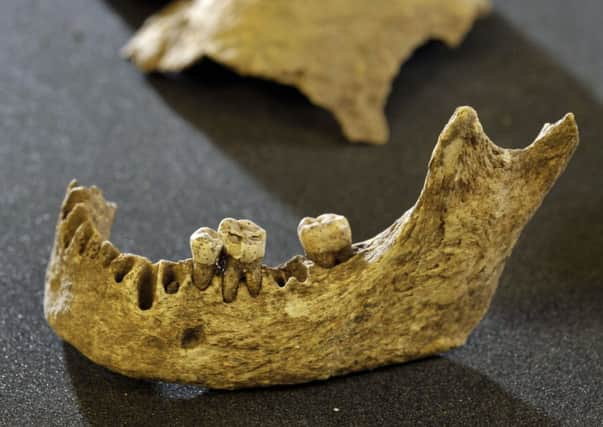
[123,0,490,143]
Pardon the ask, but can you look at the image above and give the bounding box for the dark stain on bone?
[181,325,204,349]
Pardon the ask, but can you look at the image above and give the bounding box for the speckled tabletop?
[1,1,602,426]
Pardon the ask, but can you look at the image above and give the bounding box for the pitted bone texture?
[123,0,490,144]
[44,107,578,389]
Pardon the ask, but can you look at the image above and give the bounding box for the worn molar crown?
[218,218,266,263]
[298,213,352,268]
[298,214,352,253]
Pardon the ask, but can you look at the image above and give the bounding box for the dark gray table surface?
[1,1,601,426]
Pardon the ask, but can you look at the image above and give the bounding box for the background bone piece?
[44,107,578,389]
[123,0,490,144]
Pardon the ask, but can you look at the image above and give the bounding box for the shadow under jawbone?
[64,342,554,426]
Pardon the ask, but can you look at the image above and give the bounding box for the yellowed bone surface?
[45,107,578,389]
[123,0,490,144]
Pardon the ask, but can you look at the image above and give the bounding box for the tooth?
[189,227,224,290]
[297,214,352,268]
[218,218,266,301]
[221,258,241,303]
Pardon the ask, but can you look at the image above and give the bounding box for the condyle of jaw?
[44,107,579,389]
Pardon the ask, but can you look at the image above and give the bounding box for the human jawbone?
[44,106,579,389]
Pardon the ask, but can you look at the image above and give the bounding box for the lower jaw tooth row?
[189,218,267,301]
[188,214,354,300]
[59,184,355,302]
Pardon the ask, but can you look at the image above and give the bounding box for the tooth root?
[222,258,241,303]
[190,227,223,291]
[311,252,337,269]
[244,264,262,297]
[218,218,267,302]
[192,265,216,291]
[297,213,353,268]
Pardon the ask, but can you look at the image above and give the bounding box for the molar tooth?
[297,214,352,268]
[218,218,266,301]
[218,218,266,263]
[190,227,223,291]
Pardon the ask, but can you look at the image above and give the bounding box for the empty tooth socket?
[111,255,136,283]
[166,281,180,294]
[272,270,287,288]
[59,184,116,241]
[61,187,90,219]
[257,256,311,290]
[71,222,95,255]
[269,256,309,288]
[61,204,91,250]
[158,262,180,294]
[136,263,155,311]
